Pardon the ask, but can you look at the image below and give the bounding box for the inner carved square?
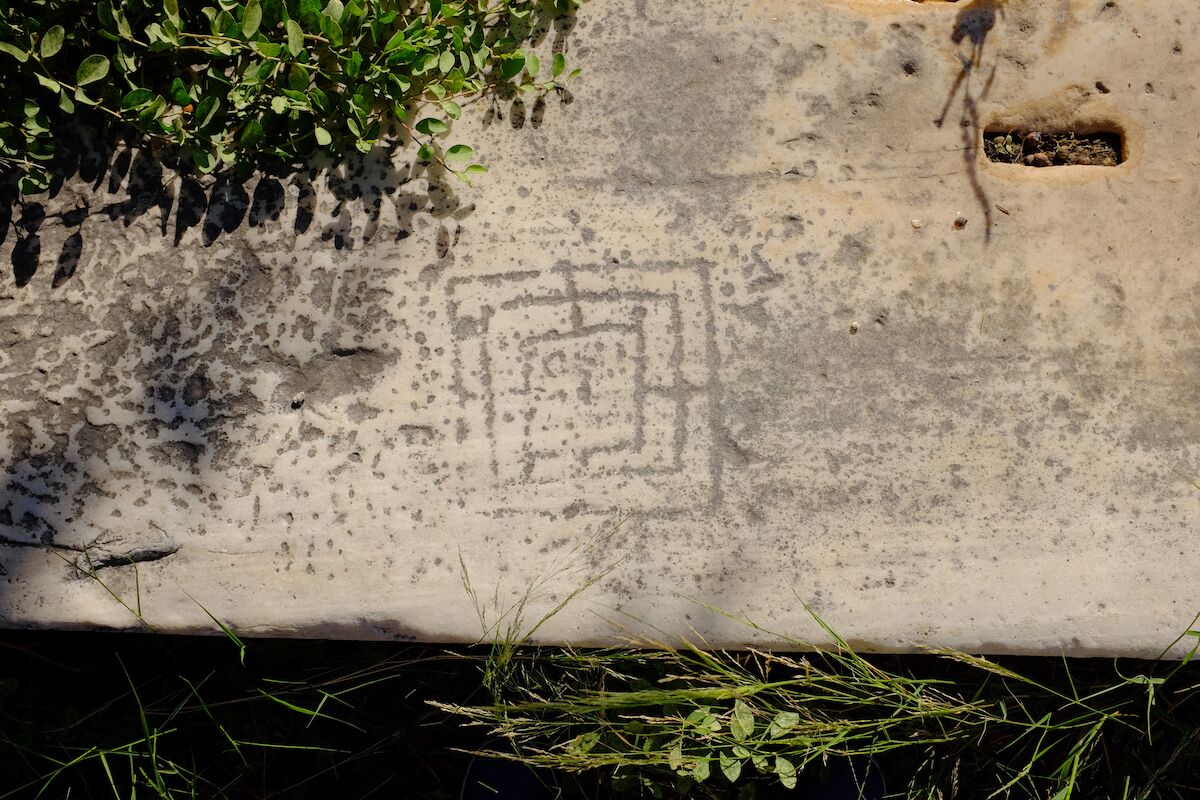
[507,326,642,480]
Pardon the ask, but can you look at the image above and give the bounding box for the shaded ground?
[1,631,1197,799]
[0,633,499,799]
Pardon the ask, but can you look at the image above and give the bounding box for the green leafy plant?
[985,131,1022,162]
[0,0,582,194]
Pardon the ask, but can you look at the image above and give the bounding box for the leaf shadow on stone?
[51,230,83,288]
[3,116,480,283]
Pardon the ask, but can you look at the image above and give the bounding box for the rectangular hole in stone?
[984,129,1125,167]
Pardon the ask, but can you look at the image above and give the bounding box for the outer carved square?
[446,262,718,515]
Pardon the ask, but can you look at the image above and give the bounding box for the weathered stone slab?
[2,0,1199,656]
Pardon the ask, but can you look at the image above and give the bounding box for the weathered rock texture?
[2,0,1199,656]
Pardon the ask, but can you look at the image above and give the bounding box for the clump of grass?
[457,518,629,702]
[437,606,1200,799]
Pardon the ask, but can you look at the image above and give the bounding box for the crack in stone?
[86,545,181,571]
[0,535,180,571]
[0,535,83,553]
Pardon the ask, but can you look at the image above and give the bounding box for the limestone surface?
[2,0,1199,657]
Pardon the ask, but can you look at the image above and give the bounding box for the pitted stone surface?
[2,0,1199,656]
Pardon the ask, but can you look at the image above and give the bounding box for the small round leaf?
[286,19,304,57]
[242,0,263,38]
[76,54,110,85]
[499,54,525,81]
[40,26,65,58]
[415,117,448,136]
[120,88,154,109]
[0,42,29,63]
